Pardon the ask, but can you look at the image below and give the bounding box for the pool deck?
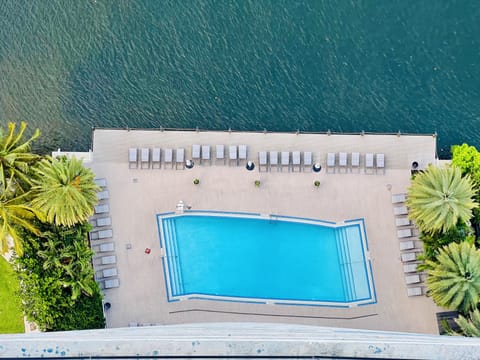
[88,128,442,334]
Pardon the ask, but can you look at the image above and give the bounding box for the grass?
[0,256,24,333]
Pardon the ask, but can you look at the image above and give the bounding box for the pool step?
[163,219,184,296]
[336,227,356,302]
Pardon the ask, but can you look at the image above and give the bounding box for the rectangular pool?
[158,211,376,307]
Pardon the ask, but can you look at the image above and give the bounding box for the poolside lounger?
[164,148,173,168]
[281,151,290,172]
[392,193,407,204]
[292,151,301,172]
[151,148,161,168]
[407,286,423,297]
[94,178,107,187]
[393,206,408,216]
[229,145,238,166]
[365,153,374,174]
[96,217,111,227]
[269,151,279,171]
[102,278,120,289]
[94,204,109,214]
[397,228,413,238]
[238,145,247,164]
[400,240,415,251]
[395,217,411,227]
[339,152,347,172]
[97,190,109,201]
[401,252,417,262]
[99,242,115,252]
[201,145,211,164]
[405,274,421,285]
[376,153,385,174]
[351,152,360,172]
[326,153,335,173]
[98,229,113,239]
[102,267,118,278]
[128,148,138,169]
[258,151,268,172]
[303,151,312,171]
[140,148,150,169]
[216,145,225,164]
[403,263,418,273]
[100,255,116,265]
[192,144,201,161]
[175,148,185,169]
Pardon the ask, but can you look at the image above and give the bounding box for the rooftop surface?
[89,129,441,334]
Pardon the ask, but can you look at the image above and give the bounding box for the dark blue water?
[1,1,479,157]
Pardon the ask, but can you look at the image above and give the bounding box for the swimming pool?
[157,211,376,307]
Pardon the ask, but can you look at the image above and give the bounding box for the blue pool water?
[159,213,374,306]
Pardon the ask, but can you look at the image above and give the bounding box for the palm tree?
[0,122,40,194]
[425,241,480,312]
[454,309,480,337]
[406,165,478,234]
[30,156,99,227]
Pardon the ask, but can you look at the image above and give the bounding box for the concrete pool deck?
[87,128,442,334]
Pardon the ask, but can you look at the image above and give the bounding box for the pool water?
[159,212,375,306]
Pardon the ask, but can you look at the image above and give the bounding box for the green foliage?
[454,309,480,337]
[420,222,473,261]
[425,242,480,313]
[0,256,24,333]
[406,165,478,234]
[451,144,480,185]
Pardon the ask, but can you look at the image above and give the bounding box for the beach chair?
[238,145,247,164]
[400,240,415,251]
[99,242,115,252]
[164,148,173,169]
[407,286,423,297]
[258,151,268,172]
[405,274,421,285]
[216,145,225,164]
[393,206,408,216]
[128,148,138,169]
[281,151,290,172]
[101,278,120,289]
[403,263,417,273]
[326,153,335,173]
[94,178,107,187]
[339,152,347,172]
[351,152,360,172]
[376,153,385,174]
[192,144,201,161]
[292,151,301,172]
[401,252,417,262]
[365,153,374,174]
[397,228,413,238]
[392,193,406,204]
[100,255,116,265]
[102,267,118,278]
[96,217,111,227]
[98,229,113,239]
[201,145,211,165]
[151,148,161,169]
[94,204,109,214]
[175,148,185,169]
[140,148,150,169]
[97,190,109,201]
[269,151,279,171]
[229,145,238,166]
[303,151,312,172]
[395,217,411,227]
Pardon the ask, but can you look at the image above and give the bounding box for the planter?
[254,180,261,187]
[193,179,200,185]
[314,180,321,187]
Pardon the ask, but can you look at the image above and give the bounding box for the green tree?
[454,309,480,337]
[420,221,472,261]
[31,156,99,227]
[451,144,480,185]
[425,241,480,312]
[406,165,478,234]
[0,122,40,193]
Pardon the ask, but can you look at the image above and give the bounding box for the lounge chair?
[397,228,413,238]
[339,152,347,172]
[175,148,185,169]
[140,148,150,169]
[303,151,312,172]
[238,145,247,164]
[216,145,225,164]
[376,153,385,174]
[365,153,374,174]
[395,217,411,227]
[269,151,279,171]
[94,204,109,214]
[201,145,211,164]
[326,153,335,173]
[96,217,111,227]
[405,274,421,285]
[399,240,415,251]
[407,286,423,297]
[100,255,116,265]
[401,252,417,262]
[128,148,138,169]
[98,229,113,239]
[99,242,115,252]
[94,178,107,187]
[292,151,301,172]
[151,148,161,169]
[393,206,408,215]
[102,267,118,278]
[101,278,120,289]
[192,144,201,161]
[97,190,109,201]
[281,151,290,172]
[403,263,417,273]
[392,193,407,204]
[258,151,268,172]
[229,145,238,166]
[351,152,360,172]
[164,148,173,169]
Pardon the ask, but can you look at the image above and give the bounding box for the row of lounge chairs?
[392,193,424,297]
[326,152,385,174]
[258,151,312,172]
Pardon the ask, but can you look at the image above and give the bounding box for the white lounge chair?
[201,145,211,164]
[99,242,115,252]
[100,255,116,265]
[393,206,408,215]
[238,145,247,164]
[292,151,301,172]
[94,204,109,214]
[94,178,107,187]
[216,145,225,164]
[401,252,417,262]
[269,151,279,171]
[395,217,411,227]
[397,228,413,238]
[102,267,118,278]
[339,152,347,172]
[281,151,290,172]
[102,278,120,289]
[392,193,407,204]
[376,153,385,174]
[97,190,109,201]
[365,153,374,174]
[258,151,268,172]
[96,217,111,227]
[407,286,423,297]
[164,148,173,169]
[403,263,417,273]
[229,145,238,166]
[152,148,161,169]
[303,151,312,171]
[405,274,421,285]
[140,148,150,169]
[128,148,138,169]
[351,152,360,172]
[192,144,201,161]
[327,153,335,173]
[98,229,113,239]
[175,148,185,169]
[400,240,415,251]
